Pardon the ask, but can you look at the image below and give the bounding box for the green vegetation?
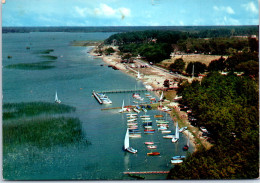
[169,58,185,73]
[3,117,83,149]
[40,55,58,60]
[71,40,102,46]
[104,47,115,55]
[168,72,259,179]
[3,102,76,120]
[5,61,55,70]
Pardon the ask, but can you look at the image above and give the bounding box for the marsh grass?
[3,102,76,120]
[5,61,55,70]
[40,55,58,60]
[34,49,54,54]
[3,117,83,149]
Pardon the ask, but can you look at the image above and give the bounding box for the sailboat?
[159,91,164,102]
[55,91,61,103]
[119,100,129,113]
[124,128,137,153]
[172,121,179,143]
[183,132,190,151]
[137,70,141,79]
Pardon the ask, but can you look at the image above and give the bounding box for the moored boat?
[154,115,164,118]
[129,134,141,138]
[171,159,183,164]
[171,156,186,160]
[147,145,157,149]
[144,142,154,145]
[161,130,171,134]
[124,128,137,154]
[163,135,174,139]
[147,152,160,156]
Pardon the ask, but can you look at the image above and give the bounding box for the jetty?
[92,91,103,104]
[96,88,172,94]
[123,171,170,175]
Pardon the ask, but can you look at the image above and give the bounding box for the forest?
[167,72,259,179]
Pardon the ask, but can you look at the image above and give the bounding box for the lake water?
[2,32,193,180]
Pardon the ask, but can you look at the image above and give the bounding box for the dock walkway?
[123,171,170,175]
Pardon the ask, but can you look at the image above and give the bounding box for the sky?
[2,0,259,26]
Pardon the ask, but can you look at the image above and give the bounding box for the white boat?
[142,108,147,112]
[124,128,137,153]
[119,100,129,113]
[137,71,141,79]
[140,115,150,118]
[147,145,157,149]
[127,118,137,122]
[179,127,187,133]
[159,91,164,101]
[133,108,140,113]
[163,135,174,139]
[55,91,61,103]
[126,113,137,116]
[158,127,167,131]
[171,159,183,164]
[144,142,154,145]
[171,156,186,160]
[129,134,141,138]
[172,122,179,143]
[162,130,171,134]
[144,126,153,129]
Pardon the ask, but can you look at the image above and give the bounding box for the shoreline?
[89,45,201,152]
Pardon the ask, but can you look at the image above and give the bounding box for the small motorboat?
[144,142,154,145]
[171,159,183,164]
[147,145,157,149]
[147,152,160,156]
[171,156,186,160]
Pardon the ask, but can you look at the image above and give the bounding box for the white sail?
[160,91,164,101]
[55,91,61,103]
[124,128,130,150]
[122,99,124,109]
[175,122,179,139]
[137,71,141,79]
[187,132,190,147]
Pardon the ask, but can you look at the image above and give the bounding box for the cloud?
[94,3,131,19]
[242,2,258,14]
[213,6,235,14]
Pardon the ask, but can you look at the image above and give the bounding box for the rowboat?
[127,119,137,122]
[154,115,163,118]
[171,156,186,160]
[158,127,167,131]
[144,129,155,131]
[161,130,171,134]
[140,115,150,118]
[133,108,140,113]
[141,118,151,120]
[144,131,155,134]
[147,145,157,149]
[127,123,138,126]
[144,142,154,145]
[144,126,153,129]
[147,152,160,156]
[163,135,174,139]
[129,134,141,138]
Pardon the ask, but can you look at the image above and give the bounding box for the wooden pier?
[97,89,147,94]
[123,171,170,175]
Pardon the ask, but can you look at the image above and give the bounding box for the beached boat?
[183,133,190,151]
[154,115,164,118]
[55,91,61,103]
[171,156,186,160]
[147,152,160,156]
[171,159,183,164]
[124,128,137,154]
[172,122,179,143]
[147,145,157,149]
[145,142,154,145]
[179,127,187,133]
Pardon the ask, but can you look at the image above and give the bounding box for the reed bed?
[40,55,58,60]
[3,102,76,120]
[3,117,83,149]
[34,49,54,54]
[5,61,55,70]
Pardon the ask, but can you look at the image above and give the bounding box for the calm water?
[2,32,193,180]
